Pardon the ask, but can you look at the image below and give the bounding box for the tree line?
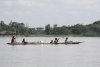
[0,20,100,36]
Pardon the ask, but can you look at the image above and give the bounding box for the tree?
[16,30,19,35]
[29,28,35,34]
[11,27,16,32]
[72,24,88,34]
[53,24,57,28]
[45,24,52,35]
[93,20,100,25]
[52,27,58,35]
[0,21,4,26]
[52,27,71,35]
[88,24,100,33]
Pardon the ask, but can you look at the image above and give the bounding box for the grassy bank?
[0,34,83,37]
[0,34,84,37]
[29,34,84,37]
[1,33,100,37]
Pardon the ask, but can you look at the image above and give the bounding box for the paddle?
[14,36,17,43]
[57,38,60,42]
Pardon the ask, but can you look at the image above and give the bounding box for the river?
[0,37,100,67]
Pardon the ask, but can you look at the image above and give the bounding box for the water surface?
[0,37,100,67]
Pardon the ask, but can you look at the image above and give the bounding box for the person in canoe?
[54,38,60,44]
[50,40,53,43]
[22,38,28,44]
[11,36,16,43]
[65,37,68,44]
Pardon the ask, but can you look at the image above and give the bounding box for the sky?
[0,0,100,28]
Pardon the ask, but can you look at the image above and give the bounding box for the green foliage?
[45,24,52,35]
[11,27,16,32]
[52,27,71,35]
[88,24,100,33]
[0,20,100,37]
[72,24,88,34]
[93,20,100,25]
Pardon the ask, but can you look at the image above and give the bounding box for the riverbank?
[29,34,85,37]
[0,34,98,37]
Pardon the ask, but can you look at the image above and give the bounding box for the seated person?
[11,36,15,43]
[22,38,28,44]
[65,37,68,44]
[50,40,53,43]
[54,38,58,44]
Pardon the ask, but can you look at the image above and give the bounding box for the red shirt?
[54,40,58,44]
[11,38,15,43]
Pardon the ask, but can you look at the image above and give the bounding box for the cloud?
[4,11,14,16]
[18,0,43,7]
[2,1,13,6]
[4,11,31,17]
[61,0,100,10]
[0,18,3,21]
[2,0,43,8]
[86,4,100,10]
[45,0,50,1]
[0,0,100,27]
[50,3,55,8]
[62,0,99,5]
[17,11,30,15]
[67,11,82,15]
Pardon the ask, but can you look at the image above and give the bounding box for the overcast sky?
[0,0,100,28]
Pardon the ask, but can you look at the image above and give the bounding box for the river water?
[0,37,100,67]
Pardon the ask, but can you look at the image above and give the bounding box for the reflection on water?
[0,37,100,67]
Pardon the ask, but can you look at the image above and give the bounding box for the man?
[54,38,60,44]
[11,36,15,43]
[54,38,58,44]
[65,37,68,44]
[22,38,28,44]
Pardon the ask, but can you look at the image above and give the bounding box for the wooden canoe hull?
[7,42,82,45]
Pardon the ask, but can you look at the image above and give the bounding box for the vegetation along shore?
[0,20,100,37]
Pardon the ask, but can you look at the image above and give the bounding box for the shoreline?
[0,34,100,37]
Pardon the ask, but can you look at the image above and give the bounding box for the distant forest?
[0,20,100,37]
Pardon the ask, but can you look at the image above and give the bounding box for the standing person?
[11,36,15,43]
[65,37,68,44]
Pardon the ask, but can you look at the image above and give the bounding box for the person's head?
[55,38,57,40]
[66,37,68,39]
[12,36,14,38]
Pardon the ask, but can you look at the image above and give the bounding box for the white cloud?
[2,0,43,8]
[0,0,100,27]
[2,1,13,6]
[18,0,43,7]
[50,4,55,8]
[45,0,50,1]
[67,11,82,15]
[0,18,3,21]
[4,10,31,16]
[17,11,30,15]
[91,15,100,21]
[62,0,99,5]
[4,11,14,16]
[77,0,99,5]
[86,5,100,10]
[61,0,100,10]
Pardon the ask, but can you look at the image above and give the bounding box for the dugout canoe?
[7,42,83,45]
